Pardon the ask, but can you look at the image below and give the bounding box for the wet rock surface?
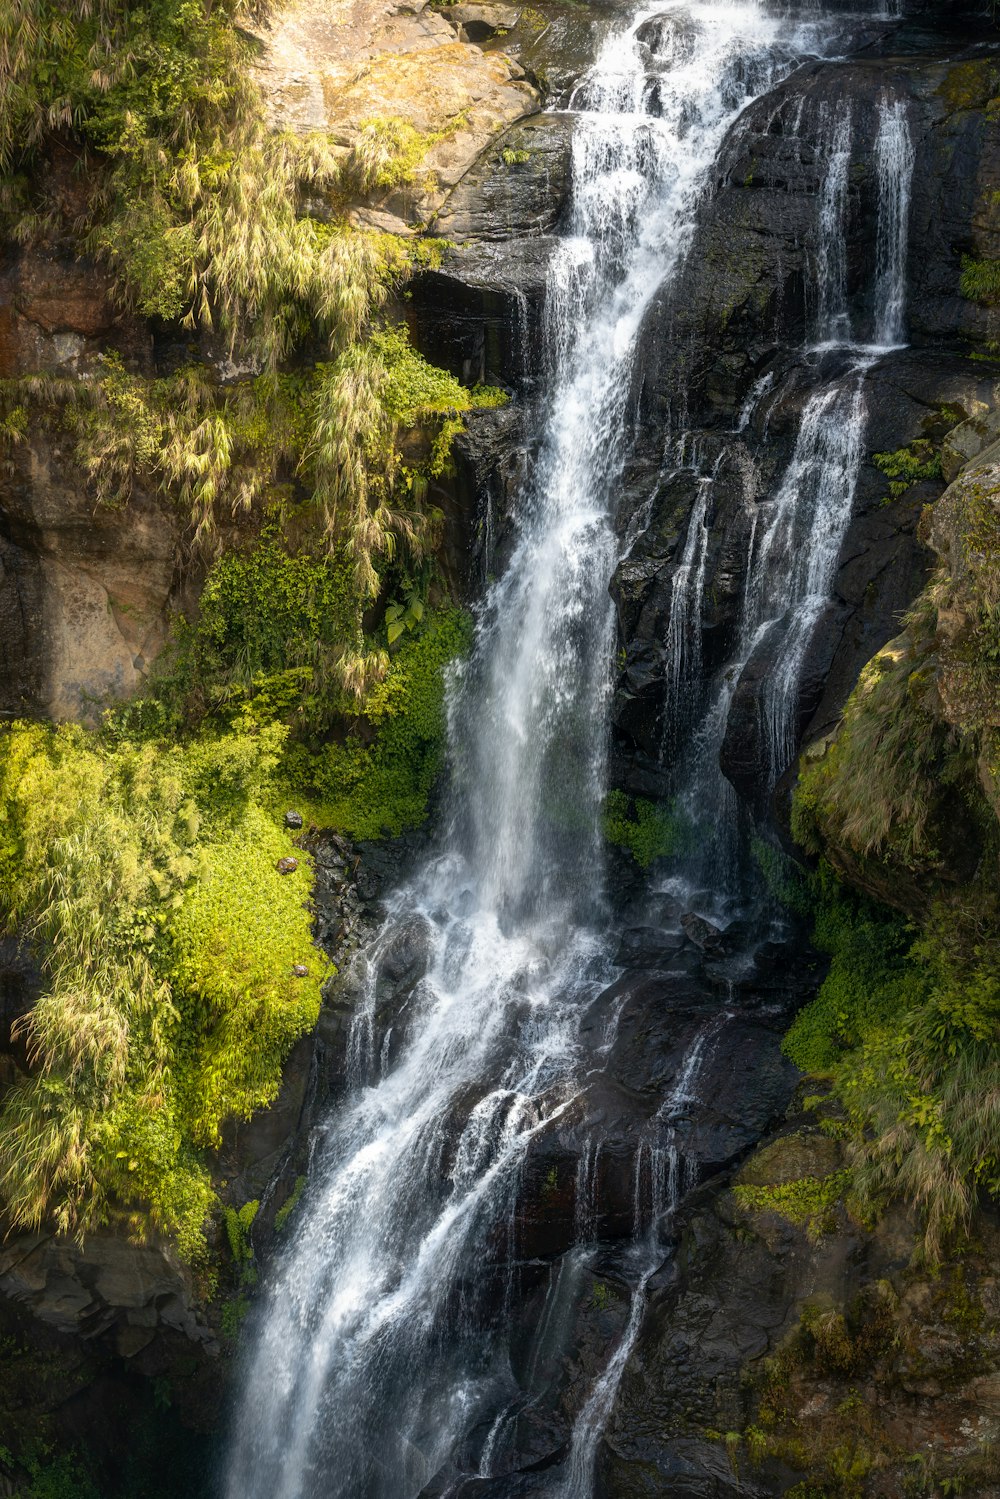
[597,26,1000,815]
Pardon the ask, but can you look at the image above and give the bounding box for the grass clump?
[787,572,1000,1255]
[0,0,495,610]
[0,720,330,1262]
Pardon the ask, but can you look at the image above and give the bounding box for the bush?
[285,606,472,838]
[0,721,330,1260]
[602,791,689,868]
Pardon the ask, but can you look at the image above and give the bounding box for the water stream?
[227,7,913,1498]
[665,82,915,905]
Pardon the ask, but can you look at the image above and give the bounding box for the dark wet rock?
[275,856,299,875]
[679,912,722,951]
[410,237,556,397]
[434,114,573,244]
[495,2,613,110]
[597,1119,1000,1499]
[614,926,687,968]
[284,809,304,830]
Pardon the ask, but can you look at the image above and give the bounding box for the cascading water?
[225,6,834,1498]
[664,82,915,904]
[815,102,853,347]
[558,1016,727,1496]
[874,93,916,349]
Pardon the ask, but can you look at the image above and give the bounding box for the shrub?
[0,721,330,1259]
[284,606,472,838]
[602,790,689,868]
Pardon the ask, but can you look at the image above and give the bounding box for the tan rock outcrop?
[249,0,539,229]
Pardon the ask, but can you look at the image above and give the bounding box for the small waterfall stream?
[664,82,915,904]
[226,9,915,1499]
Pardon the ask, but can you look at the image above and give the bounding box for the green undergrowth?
[0,0,483,1271]
[961,254,1000,308]
[873,439,942,501]
[602,790,690,868]
[734,1170,853,1242]
[0,0,505,615]
[0,719,330,1265]
[770,839,1000,1257]
[783,574,1000,1254]
[280,605,472,839]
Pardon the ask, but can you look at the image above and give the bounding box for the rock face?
[4,0,1000,1492]
[249,0,540,230]
[0,0,544,725]
[599,1122,1000,1499]
[0,148,180,722]
[600,38,1000,818]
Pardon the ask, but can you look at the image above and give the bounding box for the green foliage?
[285,607,472,839]
[274,1175,306,1232]
[347,117,443,194]
[154,536,377,730]
[501,148,531,166]
[0,1,488,600]
[602,791,688,868]
[591,1281,613,1311]
[220,1294,251,1341]
[733,1170,851,1241]
[784,855,1000,1255]
[0,720,330,1260]
[224,1199,258,1268]
[782,868,919,1074]
[24,1450,100,1499]
[873,439,942,501]
[961,254,1000,307]
[791,600,968,874]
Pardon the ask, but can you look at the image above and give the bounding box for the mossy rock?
[736,1132,843,1190]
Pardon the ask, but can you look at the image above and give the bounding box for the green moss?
[501,149,531,166]
[274,1175,307,1232]
[938,60,1000,114]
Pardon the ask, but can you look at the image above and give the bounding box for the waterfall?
[664,86,915,900]
[752,373,869,778]
[661,475,711,760]
[225,6,825,1498]
[874,94,915,348]
[815,103,853,347]
[751,89,915,784]
[558,1016,727,1496]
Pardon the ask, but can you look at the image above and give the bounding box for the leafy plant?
[602,790,688,868]
[0,721,330,1260]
